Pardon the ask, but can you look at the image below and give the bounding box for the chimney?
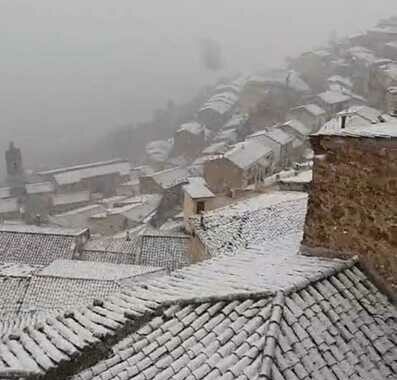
[126,231,131,241]
[302,128,397,300]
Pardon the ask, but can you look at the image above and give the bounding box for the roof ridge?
[284,256,359,295]
[161,290,275,308]
[258,291,285,379]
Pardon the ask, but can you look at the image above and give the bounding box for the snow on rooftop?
[147,167,189,189]
[223,113,248,130]
[282,120,311,136]
[183,178,215,199]
[291,104,326,116]
[328,75,353,89]
[204,191,307,218]
[280,170,313,184]
[0,224,87,236]
[317,90,351,105]
[225,141,272,170]
[26,182,55,195]
[0,262,42,277]
[265,128,294,145]
[47,161,131,186]
[316,120,397,138]
[202,142,229,155]
[37,259,163,281]
[145,140,172,163]
[177,122,204,135]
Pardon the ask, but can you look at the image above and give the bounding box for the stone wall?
[303,135,397,298]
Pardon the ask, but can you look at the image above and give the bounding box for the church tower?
[5,141,24,178]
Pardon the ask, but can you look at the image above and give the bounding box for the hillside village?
[0,16,396,380]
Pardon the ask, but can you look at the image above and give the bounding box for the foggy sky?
[1,0,397,171]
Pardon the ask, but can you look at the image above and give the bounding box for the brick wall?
[303,135,397,298]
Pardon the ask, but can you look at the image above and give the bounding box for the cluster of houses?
[0,15,395,380]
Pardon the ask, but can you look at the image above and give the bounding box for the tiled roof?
[315,120,397,138]
[317,90,351,105]
[38,159,131,186]
[0,259,164,323]
[146,167,190,190]
[0,227,83,266]
[191,192,308,257]
[138,232,191,271]
[225,141,273,170]
[1,250,395,379]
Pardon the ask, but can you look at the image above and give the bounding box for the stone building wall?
[204,158,244,194]
[303,135,397,298]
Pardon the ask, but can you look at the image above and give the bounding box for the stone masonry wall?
[303,135,397,298]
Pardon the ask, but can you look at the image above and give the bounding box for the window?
[196,201,205,214]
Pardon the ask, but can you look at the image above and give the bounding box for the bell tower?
[5,141,24,178]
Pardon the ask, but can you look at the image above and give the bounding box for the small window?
[196,201,205,214]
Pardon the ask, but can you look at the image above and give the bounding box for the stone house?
[204,140,273,193]
[279,119,311,141]
[287,104,327,133]
[38,159,131,196]
[316,90,351,116]
[198,91,238,130]
[246,128,294,169]
[183,178,215,232]
[303,121,397,300]
[173,122,206,157]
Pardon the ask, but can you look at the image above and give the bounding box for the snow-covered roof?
[279,170,313,184]
[347,46,377,64]
[37,259,162,281]
[177,121,204,135]
[290,103,326,117]
[191,191,308,257]
[225,141,272,170]
[328,75,353,89]
[52,191,90,206]
[223,113,248,130]
[145,140,172,163]
[200,91,239,115]
[213,128,238,144]
[317,90,351,105]
[183,178,215,199]
[202,141,229,155]
[25,182,55,195]
[264,128,295,145]
[146,167,189,189]
[0,198,19,214]
[249,69,310,93]
[282,119,311,137]
[316,120,397,138]
[0,224,87,236]
[40,159,131,186]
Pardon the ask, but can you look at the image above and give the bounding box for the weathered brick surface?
[303,135,397,296]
